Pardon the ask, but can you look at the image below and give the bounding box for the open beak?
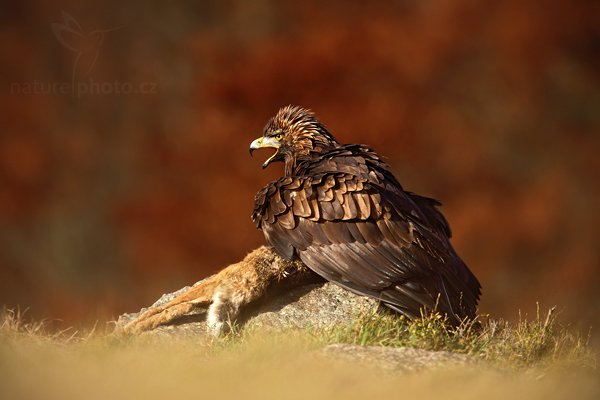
[249,136,281,169]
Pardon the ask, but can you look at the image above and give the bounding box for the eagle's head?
[250,105,339,175]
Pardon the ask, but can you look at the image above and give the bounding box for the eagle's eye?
[275,133,283,141]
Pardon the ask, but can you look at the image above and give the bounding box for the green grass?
[1,306,598,400]
[321,306,595,370]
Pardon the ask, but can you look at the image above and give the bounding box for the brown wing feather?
[252,144,481,325]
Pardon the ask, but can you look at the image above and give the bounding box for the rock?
[321,344,478,372]
[116,279,481,373]
[115,281,379,338]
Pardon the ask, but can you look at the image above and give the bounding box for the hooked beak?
[249,136,281,169]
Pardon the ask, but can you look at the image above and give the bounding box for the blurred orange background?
[1,1,598,339]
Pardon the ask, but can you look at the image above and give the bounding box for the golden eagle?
[250,106,481,325]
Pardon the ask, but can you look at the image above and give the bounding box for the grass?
[1,306,598,400]
[322,305,595,371]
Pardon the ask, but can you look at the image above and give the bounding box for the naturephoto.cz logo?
[12,79,158,96]
[10,11,157,97]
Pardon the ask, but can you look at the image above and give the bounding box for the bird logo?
[51,11,120,86]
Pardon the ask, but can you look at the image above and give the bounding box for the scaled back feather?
[251,106,481,325]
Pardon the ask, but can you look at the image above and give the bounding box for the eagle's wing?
[252,153,480,324]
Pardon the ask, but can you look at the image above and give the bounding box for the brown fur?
[119,246,309,335]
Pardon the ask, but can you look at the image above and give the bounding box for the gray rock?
[321,344,478,372]
[115,281,379,338]
[116,280,481,372]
